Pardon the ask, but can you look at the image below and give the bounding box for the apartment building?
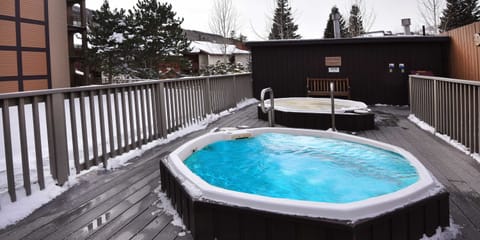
[0,0,74,93]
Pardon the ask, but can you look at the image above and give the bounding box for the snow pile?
[0,98,257,229]
[108,32,125,44]
[408,115,435,134]
[420,218,461,240]
[408,114,480,164]
[0,177,77,229]
[153,185,185,228]
[373,104,410,108]
[154,186,190,237]
[190,41,250,55]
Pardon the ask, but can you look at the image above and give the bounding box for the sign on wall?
[325,56,342,66]
[328,67,340,73]
[474,33,480,46]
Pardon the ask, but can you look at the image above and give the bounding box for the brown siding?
[24,79,48,91]
[20,0,45,21]
[0,81,19,93]
[22,51,47,76]
[21,23,46,48]
[0,51,18,77]
[0,20,17,46]
[444,22,480,81]
[0,0,15,16]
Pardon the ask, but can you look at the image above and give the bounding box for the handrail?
[330,82,336,131]
[260,87,275,127]
[0,73,252,100]
[408,74,480,86]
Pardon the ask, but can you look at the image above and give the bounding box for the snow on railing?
[409,75,480,156]
[0,73,252,204]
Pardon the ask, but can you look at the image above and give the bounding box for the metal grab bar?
[260,88,275,127]
[330,82,336,131]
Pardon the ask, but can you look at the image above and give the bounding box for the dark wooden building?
[247,37,450,105]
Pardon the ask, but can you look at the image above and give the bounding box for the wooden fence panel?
[445,22,480,81]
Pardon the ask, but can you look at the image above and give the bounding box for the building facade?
[0,0,70,94]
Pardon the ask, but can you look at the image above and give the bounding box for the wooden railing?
[410,75,479,155]
[0,73,252,203]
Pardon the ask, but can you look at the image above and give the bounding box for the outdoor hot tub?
[160,128,449,240]
[257,97,375,131]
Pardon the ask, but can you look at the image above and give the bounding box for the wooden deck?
[0,104,479,239]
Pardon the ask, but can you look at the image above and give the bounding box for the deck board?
[0,104,479,239]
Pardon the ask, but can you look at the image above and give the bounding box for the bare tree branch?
[209,0,239,58]
[418,0,444,34]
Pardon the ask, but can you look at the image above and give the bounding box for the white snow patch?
[408,114,435,134]
[108,32,125,44]
[189,41,250,55]
[154,185,185,229]
[374,104,410,108]
[236,98,258,109]
[75,69,84,76]
[408,114,480,164]
[419,218,461,240]
[0,177,78,229]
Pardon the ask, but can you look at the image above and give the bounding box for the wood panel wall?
[444,22,480,81]
[0,0,51,93]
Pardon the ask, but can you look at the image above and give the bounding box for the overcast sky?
[86,0,442,40]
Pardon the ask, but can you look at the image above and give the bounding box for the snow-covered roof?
[189,41,250,55]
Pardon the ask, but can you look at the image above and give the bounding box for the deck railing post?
[232,75,237,104]
[2,99,16,202]
[204,77,212,114]
[49,93,69,185]
[158,82,168,138]
[433,79,438,133]
[409,76,413,113]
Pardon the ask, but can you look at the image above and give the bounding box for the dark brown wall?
[248,37,450,105]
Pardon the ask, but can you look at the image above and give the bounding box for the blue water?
[184,133,419,203]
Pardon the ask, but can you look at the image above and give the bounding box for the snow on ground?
[154,185,192,237]
[408,114,480,164]
[408,115,435,134]
[0,177,77,229]
[0,98,258,230]
[420,218,461,240]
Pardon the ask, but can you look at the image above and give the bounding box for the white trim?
[260,97,368,114]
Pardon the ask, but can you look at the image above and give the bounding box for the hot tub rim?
[164,127,441,222]
[259,97,369,114]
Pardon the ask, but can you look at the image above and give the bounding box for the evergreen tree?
[87,0,126,83]
[324,6,348,38]
[127,0,190,78]
[268,0,301,40]
[348,4,365,37]
[440,0,480,31]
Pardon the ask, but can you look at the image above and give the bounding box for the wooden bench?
[306,77,351,99]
